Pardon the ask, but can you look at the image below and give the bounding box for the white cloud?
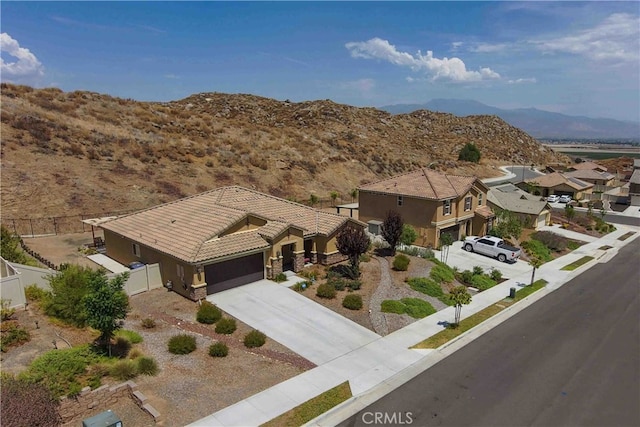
[451,41,464,51]
[532,13,640,62]
[507,78,537,84]
[469,43,509,53]
[0,33,45,84]
[345,37,500,82]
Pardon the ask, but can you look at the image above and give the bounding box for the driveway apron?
[207,280,380,365]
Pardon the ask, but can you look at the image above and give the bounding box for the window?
[176,264,184,280]
[397,195,403,206]
[478,193,483,206]
[464,196,472,211]
[132,243,141,257]
[443,199,451,216]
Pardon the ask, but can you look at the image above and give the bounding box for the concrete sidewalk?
[188,225,639,427]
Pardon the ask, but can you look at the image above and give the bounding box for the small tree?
[458,143,481,163]
[330,191,339,207]
[490,210,523,244]
[336,226,370,279]
[564,204,575,224]
[599,206,607,221]
[84,271,130,356]
[45,264,99,327]
[529,256,544,286]
[439,233,454,264]
[382,211,403,256]
[400,224,418,247]
[449,286,471,326]
[0,226,29,265]
[309,194,319,207]
[350,188,358,202]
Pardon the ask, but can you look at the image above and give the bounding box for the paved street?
[340,238,640,427]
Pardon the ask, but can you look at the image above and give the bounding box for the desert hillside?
[0,83,568,219]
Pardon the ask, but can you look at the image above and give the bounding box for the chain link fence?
[2,210,135,237]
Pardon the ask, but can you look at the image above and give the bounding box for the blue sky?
[1,1,639,122]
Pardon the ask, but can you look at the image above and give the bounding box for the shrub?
[392,254,410,271]
[407,277,444,297]
[136,357,159,375]
[127,348,143,360]
[24,285,51,302]
[401,298,436,319]
[115,329,143,344]
[400,224,418,246]
[342,294,363,310]
[472,266,484,276]
[460,270,474,285]
[458,143,481,163]
[292,281,311,292]
[244,330,266,348]
[430,264,455,284]
[196,301,222,324]
[347,279,362,291]
[273,272,287,282]
[109,360,138,380]
[215,318,237,335]
[43,264,97,327]
[141,317,156,329]
[567,241,580,250]
[0,299,15,321]
[209,342,229,357]
[111,336,132,358]
[522,239,553,262]
[470,274,497,291]
[316,283,337,299]
[381,300,405,314]
[489,268,503,282]
[327,274,347,291]
[168,334,197,354]
[0,374,62,427]
[532,231,567,252]
[359,253,371,263]
[0,321,30,352]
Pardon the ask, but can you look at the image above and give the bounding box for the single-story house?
[93,186,365,300]
[565,169,615,187]
[630,169,640,206]
[520,172,593,200]
[567,161,608,172]
[487,184,551,230]
[358,168,495,248]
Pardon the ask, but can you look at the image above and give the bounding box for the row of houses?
[89,167,561,301]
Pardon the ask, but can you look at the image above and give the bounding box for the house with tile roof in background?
[487,183,551,230]
[358,168,494,248]
[519,172,594,200]
[94,186,364,301]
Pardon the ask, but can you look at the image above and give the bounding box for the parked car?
[546,195,560,203]
[463,235,522,263]
[129,261,145,270]
[558,195,572,203]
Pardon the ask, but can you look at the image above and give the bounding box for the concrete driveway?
[432,241,531,278]
[207,280,380,365]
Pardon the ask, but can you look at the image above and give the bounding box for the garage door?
[536,214,547,230]
[440,225,460,243]
[205,253,265,294]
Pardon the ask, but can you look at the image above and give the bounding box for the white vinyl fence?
[0,257,162,309]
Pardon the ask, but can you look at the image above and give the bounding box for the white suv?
[546,195,560,203]
[559,195,572,203]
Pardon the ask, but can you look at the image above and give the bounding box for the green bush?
[109,359,138,380]
[24,285,51,302]
[209,342,229,357]
[292,281,311,292]
[110,336,132,358]
[470,274,497,291]
[522,239,553,262]
[196,301,222,324]
[458,142,481,163]
[19,345,107,398]
[347,279,362,291]
[489,268,503,281]
[141,317,156,329]
[472,266,484,276]
[400,224,418,246]
[43,264,98,327]
[567,241,580,250]
[342,294,363,310]
[244,330,266,348]
[0,321,30,352]
[273,272,287,283]
[381,300,405,314]
[327,274,347,291]
[430,264,455,284]
[316,283,337,299]
[215,318,237,335]
[115,329,143,344]
[460,270,474,285]
[1,299,15,321]
[401,298,436,319]
[407,277,444,297]
[392,254,410,271]
[532,231,567,252]
[136,356,159,375]
[168,334,197,354]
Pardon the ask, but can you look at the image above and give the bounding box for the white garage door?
[536,214,547,230]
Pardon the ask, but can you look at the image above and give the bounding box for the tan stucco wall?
[219,215,267,237]
[269,228,304,258]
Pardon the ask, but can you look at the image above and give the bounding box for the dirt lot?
[22,231,105,269]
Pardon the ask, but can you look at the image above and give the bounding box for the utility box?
[82,410,122,427]
[509,287,516,299]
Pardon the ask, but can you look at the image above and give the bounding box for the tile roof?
[475,205,495,218]
[569,162,607,172]
[487,189,549,215]
[99,186,357,264]
[526,172,593,191]
[358,168,480,200]
[565,169,615,181]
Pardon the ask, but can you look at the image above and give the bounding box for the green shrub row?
[381,298,436,319]
[429,264,455,284]
[522,239,553,262]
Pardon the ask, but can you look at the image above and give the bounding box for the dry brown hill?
[0,83,568,219]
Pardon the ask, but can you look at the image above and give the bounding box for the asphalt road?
[341,238,640,427]
[488,166,545,186]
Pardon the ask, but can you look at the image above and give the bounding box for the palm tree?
[529,256,544,286]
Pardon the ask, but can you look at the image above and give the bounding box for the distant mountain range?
[379,99,640,140]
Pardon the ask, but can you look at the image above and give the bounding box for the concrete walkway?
[189,225,639,427]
